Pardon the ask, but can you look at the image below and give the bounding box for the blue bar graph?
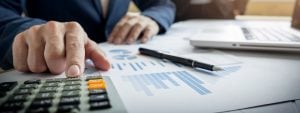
[150,61,156,66]
[157,61,165,67]
[141,62,147,66]
[195,65,241,76]
[172,62,182,67]
[135,62,143,70]
[129,63,137,71]
[111,61,167,72]
[117,63,123,70]
[109,49,131,54]
[111,64,115,69]
[162,73,180,86]
[122,71,211,96]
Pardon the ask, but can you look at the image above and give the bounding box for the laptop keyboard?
[242,27,300,42]
[0,76,111,113]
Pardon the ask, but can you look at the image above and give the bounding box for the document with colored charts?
[96,43,300,113]
[96,43,249,113]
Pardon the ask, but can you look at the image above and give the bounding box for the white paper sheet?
[96,41,300,113]
[296,100,300,113]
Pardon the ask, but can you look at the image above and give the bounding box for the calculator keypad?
[0,75,111,113]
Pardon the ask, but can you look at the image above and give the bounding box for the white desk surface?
[1,19,300,113]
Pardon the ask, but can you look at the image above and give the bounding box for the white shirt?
[101,0,109,18]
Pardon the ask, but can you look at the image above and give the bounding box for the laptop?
[189,1,300,52]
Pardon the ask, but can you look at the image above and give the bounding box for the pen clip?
[191,60,196,68]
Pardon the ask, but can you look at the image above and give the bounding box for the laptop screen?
[292,0,300,29]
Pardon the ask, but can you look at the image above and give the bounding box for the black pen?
[139,48,223,71]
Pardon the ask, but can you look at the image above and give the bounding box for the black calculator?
[0,75,113,113]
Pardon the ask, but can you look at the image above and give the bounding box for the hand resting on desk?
[108,13,159,44]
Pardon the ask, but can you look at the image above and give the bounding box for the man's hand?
[12,21,110,77]
[108,13,159,44]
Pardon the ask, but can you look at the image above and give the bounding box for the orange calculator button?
[87,79,104,85]
[88,83,106,90]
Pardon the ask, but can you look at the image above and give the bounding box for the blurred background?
[129,0,296,20]
[246,0,294,16]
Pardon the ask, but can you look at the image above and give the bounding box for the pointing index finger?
[65,22,86,77]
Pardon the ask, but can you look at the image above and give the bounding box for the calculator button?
[35,92,55,100]
[86,76,102,81]
[63,85,81,91]
[89,101,111,110]
[30,99,52,108]
[0,82,18,91]
[0,110,19,113]
[61,91,80,97]
[65,78,81,82]
[89,89,106,95]
[88,79,104,84]
[7,94,29,102]
[88,83,106,90]
[59,97,80,105]
[89,94,108,102]
[64,81,81,86]
[56,105,80,113]
[45,78,64,83]
[19,84,39,89]
[1,101,24,110]
[24,80,41,84]
[39,87,58,93]
[14,88,34,95]
[26,107,49,113]
[0,92,6,98]
[43,82,60,87]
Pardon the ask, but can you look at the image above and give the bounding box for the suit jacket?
[0,0,175,70]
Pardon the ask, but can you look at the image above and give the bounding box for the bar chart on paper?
[121,71,211,96]
[107,49,182,72]
[110,60,180,72]
[103,48,243,97]
[106,48,241,76]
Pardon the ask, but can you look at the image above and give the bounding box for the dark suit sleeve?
[133,0,175,34]
[0,0,46,70]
